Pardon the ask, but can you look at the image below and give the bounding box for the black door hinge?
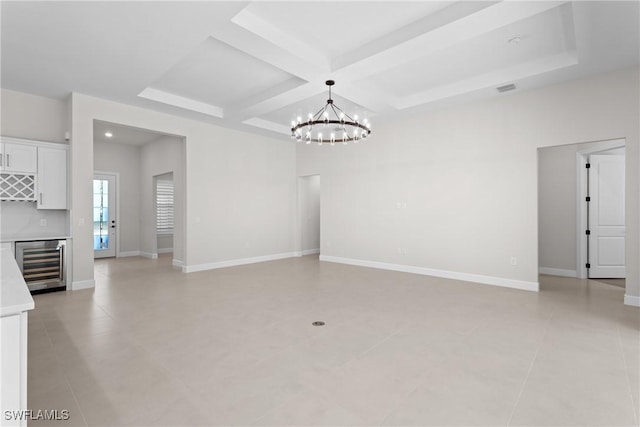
[586,263,591,269]
[586,196,591,202]
[585,230,591,235]
[586,163,591,169]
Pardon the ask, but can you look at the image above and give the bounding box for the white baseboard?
[172,259,184,268]
[71,279,95,290]
[320,255,539,292]
[624,294,640,307]
[184,252,297,273]
[539,267,577,278]
[302,248,320,256]
[118,250,140,257]
[140,252,158,260]
[158,248,173,254]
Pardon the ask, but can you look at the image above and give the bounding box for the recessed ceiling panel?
[361,4,574,99]
[242,2,452,60]
[151,37,305,108]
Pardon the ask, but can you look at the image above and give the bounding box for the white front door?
[93,174,117,258]
[589,154,625,278]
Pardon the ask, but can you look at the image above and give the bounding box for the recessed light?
[105,132,113,138]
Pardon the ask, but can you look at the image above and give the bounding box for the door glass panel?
[93,179,109,250]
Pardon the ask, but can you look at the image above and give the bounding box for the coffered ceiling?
[1,1,638,140]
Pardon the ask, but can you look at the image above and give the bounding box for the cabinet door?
[4,143,37,173]
[37,147,68,209]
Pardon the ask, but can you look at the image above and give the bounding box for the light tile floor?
[27,254,639,426]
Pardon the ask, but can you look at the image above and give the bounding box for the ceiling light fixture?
[105,132,113,138]
[290,80,371,146]
[508,35,522,45]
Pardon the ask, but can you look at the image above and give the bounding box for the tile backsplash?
[0,201,69,240]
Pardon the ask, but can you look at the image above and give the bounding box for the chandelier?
[290,80,371,145]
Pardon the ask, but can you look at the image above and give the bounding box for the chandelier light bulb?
[289,80,371,145]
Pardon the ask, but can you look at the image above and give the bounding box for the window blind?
[156,179,174,234]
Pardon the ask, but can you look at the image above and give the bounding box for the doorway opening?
[92,119,185,266]
[537,138,626,287]
[297,175,321,257]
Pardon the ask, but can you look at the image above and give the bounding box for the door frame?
[576,139,625,279]
[93,171,120,258]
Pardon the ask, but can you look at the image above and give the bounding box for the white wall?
[299,175,320,253]
[70,93,296,286]
[93,141,141,255]
[298,66,640,299]
[0,89,67,143]
[140,137,183,261]
[157,235,173,252]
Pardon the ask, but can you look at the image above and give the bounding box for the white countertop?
[1,235,71,243]
[0,245,34,317]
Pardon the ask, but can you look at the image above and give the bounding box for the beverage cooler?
[15,240,66,293]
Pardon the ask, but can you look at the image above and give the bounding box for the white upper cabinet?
[1,143,37,173]
[37,146,68,210]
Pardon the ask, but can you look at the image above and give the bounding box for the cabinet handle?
[6,154,10,167]
[39,193,43,205]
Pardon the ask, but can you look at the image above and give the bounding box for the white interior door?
[589,154,625,278]
[93,174,117,258]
